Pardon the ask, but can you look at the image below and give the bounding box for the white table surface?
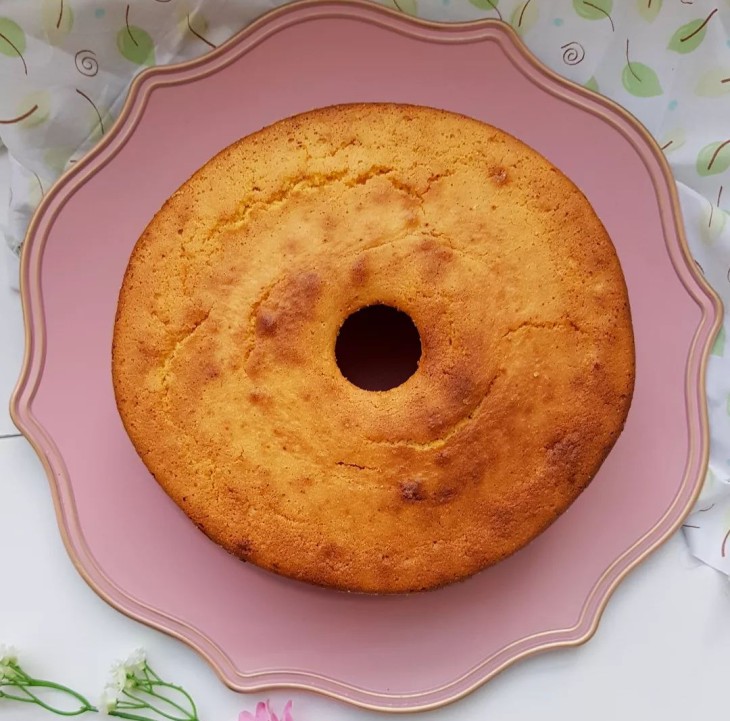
[1,146,729,720]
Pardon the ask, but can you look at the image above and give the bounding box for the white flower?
[0,645,19,683]
[98,682,121,715]
[109,660,128,689]
[102,647,147,707]
[123,648,146,675]
[0,644,17,665]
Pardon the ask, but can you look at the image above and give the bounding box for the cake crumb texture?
[112,104,635,593]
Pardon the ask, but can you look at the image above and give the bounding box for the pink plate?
[11,1,722,712]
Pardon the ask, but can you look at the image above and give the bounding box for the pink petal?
[238,713,255,721]
[255,701,271,721]
[282,701,294,721]
[267,700,279,721]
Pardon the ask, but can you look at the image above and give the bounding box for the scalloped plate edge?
[9,0,723,712]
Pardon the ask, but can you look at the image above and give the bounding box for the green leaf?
[621,62,662,97]
[573,0,613,21]
[43,146,76,173]
[0,17,26,57]
[705,466,716,489]
[469,0,500,10]
[117,25,155,66]
[701,203,727,244]
[696,141,730,176]
[189,11,209,34]
[584,76,599,92]
[510,1,538,35]
[42,0,73,44]
[27,174,43,205]
[711,324,724,356]
[392,0,418,15]
[86,105,107,142]
[695,67,730,97]
[668,17,709,53]
[17,91,51,128]
[637,0,662,21]
[658,127,686,153]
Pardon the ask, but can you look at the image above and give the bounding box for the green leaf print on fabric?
[185,11,216,48]
[510,1,538,36]
[16,91,51,128]
[469,0,500,15]
[702,203,727,244]
[711,325,725,356]
[117,24,155,66]
[0,17,27,74]
[573,0,613,21]
[705,467,717,490]
[27,173,43,206]
[43,146,75,174]
[697,141,730,177]
[0,17,25,56]
[622,40,662,97]
[392,0,418,15]
[75,88,105,138]
[701,185,727,243]
[584,76,599,92]
[42,0,73,45]
[622,62,662,97]
[637,0,662,22]
[668,10,718,54]
[659,127,686,153]
[696,68,730,97]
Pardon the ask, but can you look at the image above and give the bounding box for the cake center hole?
[335,304,422,391]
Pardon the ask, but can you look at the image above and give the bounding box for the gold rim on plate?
[9,0,723,712]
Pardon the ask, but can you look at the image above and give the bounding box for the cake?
[112,103,635,593]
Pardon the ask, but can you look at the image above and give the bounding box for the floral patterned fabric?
[0,0,729,573]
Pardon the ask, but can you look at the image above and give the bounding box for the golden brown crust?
[112,104,635,593]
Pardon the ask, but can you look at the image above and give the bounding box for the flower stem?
[110,711,163,721]
[1,676,97,717]
[145,665,162,684]
[152,682,197,718]
[0,685,94,716]
[121,690,182,721]
[1,652,201,721]
[124,683,199,721]
[170,683,197,719]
